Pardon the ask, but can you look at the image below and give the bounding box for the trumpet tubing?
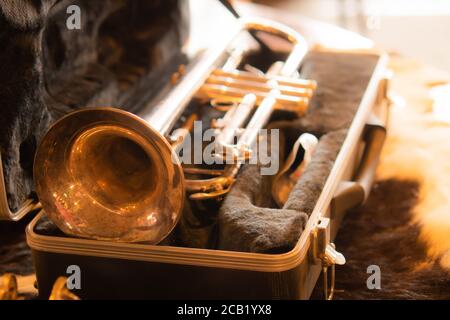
[33,17,315,243]
[205,74,315,97]
[199,84,310,114]
[212,69,317,89]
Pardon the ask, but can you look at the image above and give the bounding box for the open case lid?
[0,0,240,222]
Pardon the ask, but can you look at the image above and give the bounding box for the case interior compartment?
[32,50,382,253]
[27,49,387,299]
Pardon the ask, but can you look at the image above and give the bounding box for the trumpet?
[33,18,316,243]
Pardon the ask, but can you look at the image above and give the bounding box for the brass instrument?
[49,277,80,300]
[0,274,37,300]
[0,273,79,300]
[0,274,19,300]
[34,18,316,243]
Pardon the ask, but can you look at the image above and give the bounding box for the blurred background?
[245,0,450,72]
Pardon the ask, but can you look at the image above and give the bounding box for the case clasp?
[311,217,345,300]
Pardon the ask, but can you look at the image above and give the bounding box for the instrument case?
[26,48,389,299]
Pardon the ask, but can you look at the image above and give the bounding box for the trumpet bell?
[34,108,184,243]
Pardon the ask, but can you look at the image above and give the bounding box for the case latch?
[311,217,346,300]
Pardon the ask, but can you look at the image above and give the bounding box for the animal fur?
[312,55,450,299]
[377,55,450,272]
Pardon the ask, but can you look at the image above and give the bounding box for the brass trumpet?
[34,18,316,243]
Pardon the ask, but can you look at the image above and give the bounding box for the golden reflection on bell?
[34,108,185,244]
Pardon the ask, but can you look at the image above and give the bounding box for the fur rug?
[313,54,450,299]
[377,55,450,271]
